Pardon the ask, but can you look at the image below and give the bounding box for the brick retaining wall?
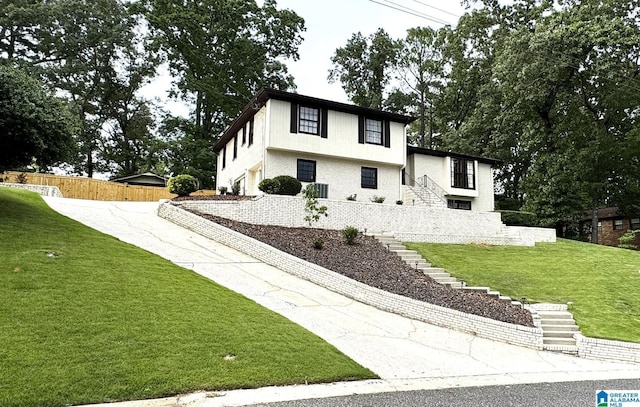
[576,334,640,363]
[172,195,556,246]
[158,202,544,350]
[0,183,63,197]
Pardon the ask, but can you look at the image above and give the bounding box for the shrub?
[618,230,640,250]
[167,174,198,197]
[396,200,403,205]
[370,195,385,203]
[341,226,359,245]
[218,186,228,195]
[313,238,324,250]
[497,210,537,226]
[15,172,28,184]
[231,181,241,195]
[273,175,302,195]
[346,194,357,201]
[258,178,281,194]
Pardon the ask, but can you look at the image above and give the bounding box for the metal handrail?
[417,174,447,204]
[402,172,447,206]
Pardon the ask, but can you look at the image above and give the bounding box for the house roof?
[111,172,168,186]
[407,146,501,166]
[213,87,416,153]
[581,207,620,221]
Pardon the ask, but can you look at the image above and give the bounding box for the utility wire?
[368,0,453,26]
[408,0,460,18]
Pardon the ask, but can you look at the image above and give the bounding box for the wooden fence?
[2,171,216,201]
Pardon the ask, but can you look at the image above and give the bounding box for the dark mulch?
[186,208,534,327]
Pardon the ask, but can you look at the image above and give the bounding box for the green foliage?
[302,184,328,227]
[272,175,302,196]
[341,226,359,245]
[167,174,198,196]
[258,178,281,194]
[618,230,640,250]
[370,195,385,203]
[497,210,538,227]
[346,194,357,201]
[328,28,399,109]
[231,181,241,195]
[0,188,375,406]
[218,186,227,195]
[313,238,324,250]
[0,65,77,172]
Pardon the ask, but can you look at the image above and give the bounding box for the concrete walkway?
[42,197,640,407]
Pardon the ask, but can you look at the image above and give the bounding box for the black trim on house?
[407,145,501,166]
[213,87,415,153]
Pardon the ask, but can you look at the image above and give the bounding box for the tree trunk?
[591,206,599,244]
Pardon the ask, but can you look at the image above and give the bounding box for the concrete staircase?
[403,185,447,209]
[373,233,580,354]
[535,307,580,354]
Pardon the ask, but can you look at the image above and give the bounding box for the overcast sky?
[141,0,468,115]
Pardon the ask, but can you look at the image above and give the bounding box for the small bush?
[273,175,302,195]
[341,226,359,245]
[497,210,537,226]
[231,181,241,195]
[167,174,198,197]
[618,230,640,250]
[396,200,403,205]
[15,172,28,184]
[370,196,385,203]
[313,238,324,250]
[346,194,357,201]
[258,178,281,194]
[218,186,228,195]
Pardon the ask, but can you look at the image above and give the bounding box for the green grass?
[0,189,375,407]
[406,239,640,343]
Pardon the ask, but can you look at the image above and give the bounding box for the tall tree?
[141,0,304,188]
[328,28,399,109]
[0,65,76,171]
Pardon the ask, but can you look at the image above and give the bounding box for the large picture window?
[451,157,475,189]
[361,167,377,189]
[299,106,320,135]
[297,159,316,182]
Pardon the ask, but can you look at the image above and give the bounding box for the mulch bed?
[184,207,534,327]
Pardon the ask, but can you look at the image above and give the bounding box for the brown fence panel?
[2,172,217,201]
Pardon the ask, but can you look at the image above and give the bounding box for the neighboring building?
[581,207,640,247]
[213,88,498,212]
[111,172,168,187]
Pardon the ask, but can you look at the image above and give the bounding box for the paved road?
[246,379,640,407]
[41,197,640,407]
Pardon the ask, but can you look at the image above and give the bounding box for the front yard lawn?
[406,239,640,343]
[0,188,375,407]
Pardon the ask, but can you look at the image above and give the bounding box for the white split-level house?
[213,88,498,212]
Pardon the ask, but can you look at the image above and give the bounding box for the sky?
[140,0,468,115]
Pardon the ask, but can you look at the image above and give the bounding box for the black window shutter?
[358,115,364,144]
[320,108,328,138]
[290,103,298,133]
[384,120,391,148]
[248,117,254,145]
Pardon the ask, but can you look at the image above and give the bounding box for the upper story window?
[233,134,238,159]
[290,103,327,138]
[365,119,383,144]
[358,116,390,148]
[222,145,226,169]
[299,106,320,135]
[451,157,475,189]
[248,117,254,146]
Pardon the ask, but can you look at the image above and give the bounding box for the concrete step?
[461,286,490,294]
[443,281,463,289]
[543,330,577,338]
[541,324,579,331]
[544,344,579,355]
[537,310,574,319]
[543,337,577,346]
[422,272,452,280]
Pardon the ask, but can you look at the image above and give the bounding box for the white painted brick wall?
[158,202,544,350]
[0,183,63,197]
[173,195,555,246]
[576,334,640,363]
